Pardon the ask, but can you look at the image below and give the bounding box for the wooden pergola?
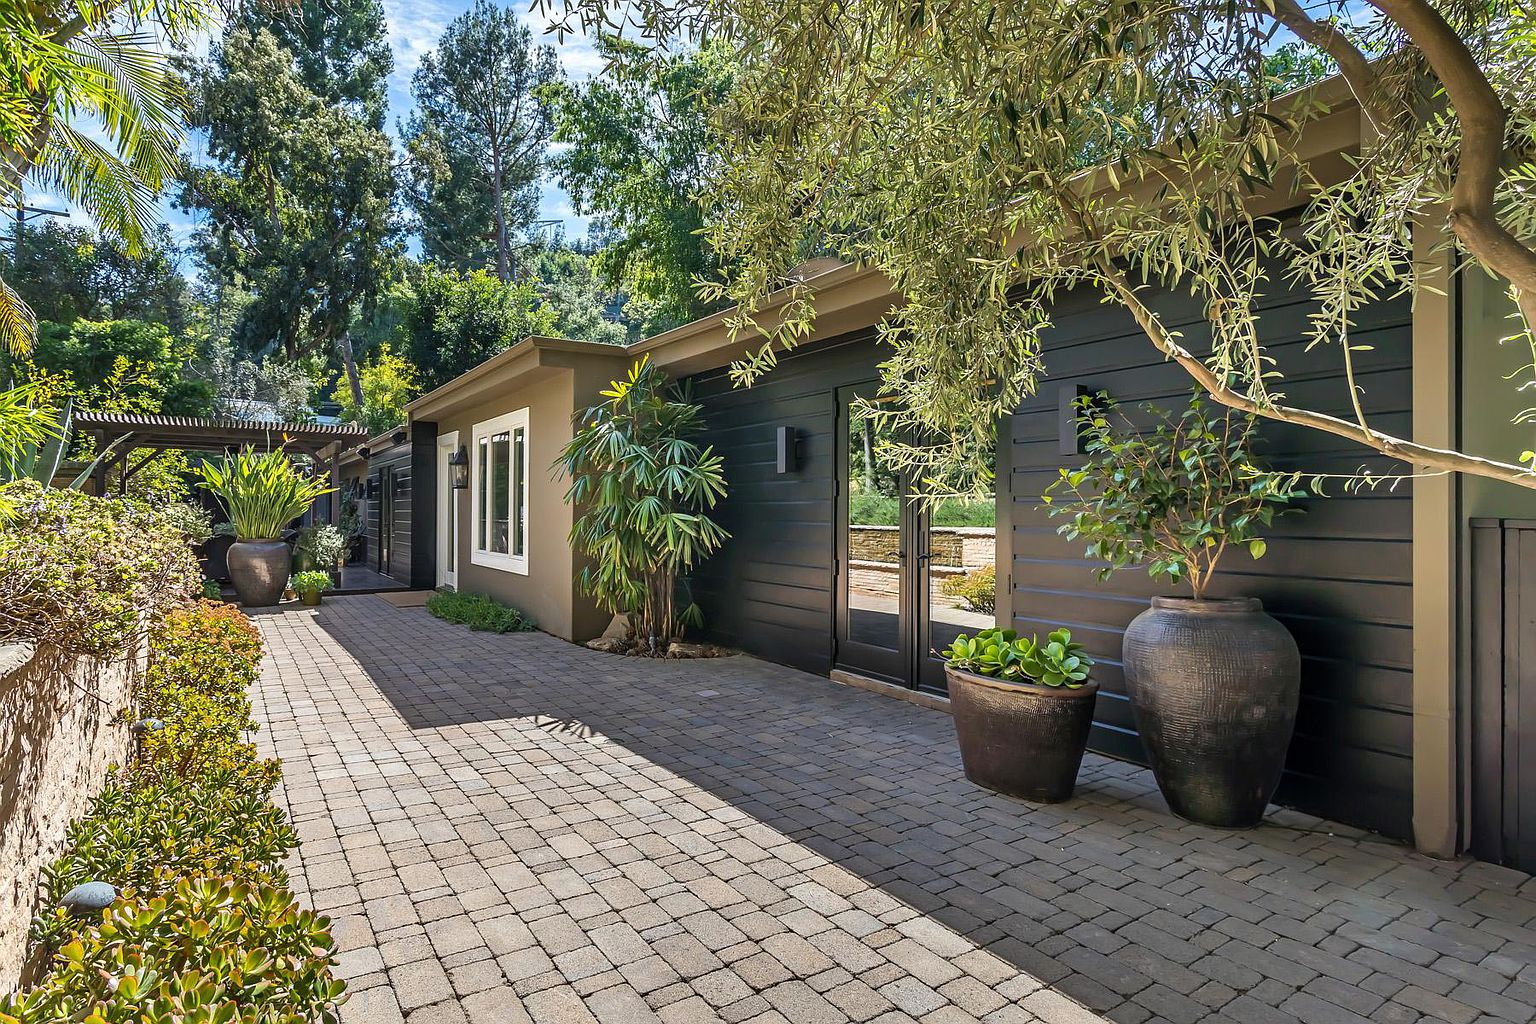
[72,412,368,523]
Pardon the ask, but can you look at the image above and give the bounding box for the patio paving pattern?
[252,596,1536,1024]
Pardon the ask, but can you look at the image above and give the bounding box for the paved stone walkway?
[252,597,1536,1024]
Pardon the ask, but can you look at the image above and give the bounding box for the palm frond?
[0,276,37,357]
[35,121,160,252]
[65,31,185,184]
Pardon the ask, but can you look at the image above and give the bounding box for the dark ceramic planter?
[226,539,291,608]
[946,667,1099,802]
[1122,597,1300,828]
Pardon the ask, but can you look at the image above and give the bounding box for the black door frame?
[833,383,949,691]
[378,465,394,576]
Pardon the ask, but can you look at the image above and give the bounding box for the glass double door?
[834,385,998,693]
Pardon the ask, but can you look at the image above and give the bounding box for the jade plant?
[1043,391,1304,600]
[941,627,1093,687]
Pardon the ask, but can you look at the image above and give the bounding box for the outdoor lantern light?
[449,446,469,489]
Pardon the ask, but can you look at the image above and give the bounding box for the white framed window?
[469,409,529,574]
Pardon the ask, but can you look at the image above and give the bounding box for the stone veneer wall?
[0,642,139,990]
[848,526,995,570]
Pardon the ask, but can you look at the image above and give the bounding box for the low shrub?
[849,492,996,528]
[0,481,201,656]
[940,565,996,614]
[1,877,344,1023]
[10,598,345,1019]
[30,761,294,953]
[427,590,536,633]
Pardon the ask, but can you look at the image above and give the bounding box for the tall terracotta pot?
[1121,597,1300,828]
[227,539,291,608]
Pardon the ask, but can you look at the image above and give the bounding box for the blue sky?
[26,1,601,251]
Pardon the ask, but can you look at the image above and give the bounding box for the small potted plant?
[940,627,1096,802]
[196,448,334,608]
[291,571,332,607]
[1044,391,1305,827]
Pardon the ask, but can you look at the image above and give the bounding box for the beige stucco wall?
[428,349,629,642]
[0,642,139,990]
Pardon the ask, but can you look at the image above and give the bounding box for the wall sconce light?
[448,446,470,489]
[776,426,799,474]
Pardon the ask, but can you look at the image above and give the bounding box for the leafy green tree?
[558,357,729,651]
[337,343,420,434]
[402,0,559,283]
[0,222,191,332]
[194,336,321,423]
[0,0,221,355]
[399,265,558,390]
[561,0,1536,492]
[550,36,734,332]
[181,26,400,411]
[529,246,629,345]
[29,319,213,416]
[246,0,394,128]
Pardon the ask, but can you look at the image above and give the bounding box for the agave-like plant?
[196,448,335,541]
[0,388,125,490]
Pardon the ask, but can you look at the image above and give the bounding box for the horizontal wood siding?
[1008,282,1414,838]
[688,334,881,674]
[369,447,413,585]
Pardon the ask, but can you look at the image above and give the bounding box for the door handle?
[916,552,933,563]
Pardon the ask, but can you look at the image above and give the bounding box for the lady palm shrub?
[195,447,333,540]
[558,357,729,652]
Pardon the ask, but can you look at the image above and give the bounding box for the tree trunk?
[337,331,365,418]
[489,148,511,284]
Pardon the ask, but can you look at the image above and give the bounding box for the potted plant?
[1044,392,1305,827]
[196,448,334,608]
[294,524,347,585]
[941,627,1096,801]
[291,571,331,607]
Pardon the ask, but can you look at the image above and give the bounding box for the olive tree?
[545,0,1536,492]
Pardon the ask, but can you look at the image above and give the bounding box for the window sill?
[470,550,529,576]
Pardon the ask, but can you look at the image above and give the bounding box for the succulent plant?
[940,626,1093,688]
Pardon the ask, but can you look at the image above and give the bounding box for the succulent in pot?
[291,571,332,607]
[1044,391,1305,828]
[941,626,1098,803]
[196,448,334,608]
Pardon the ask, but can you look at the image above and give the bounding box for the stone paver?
[251,597,1536,1024]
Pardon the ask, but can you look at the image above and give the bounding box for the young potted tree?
[940,627,1096,802]
[196,448,334,608]
[1045,392,1305,828]
[291,571,332,607]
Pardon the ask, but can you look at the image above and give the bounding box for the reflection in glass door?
[835,385,907,683]
[919,493,998,691]
[834,384,998,693]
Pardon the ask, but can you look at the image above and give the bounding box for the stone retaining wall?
[849,526,995,569]
[0,642,138,990]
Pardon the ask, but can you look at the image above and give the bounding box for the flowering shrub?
[1,878,344,1023]
[0,481,201,656]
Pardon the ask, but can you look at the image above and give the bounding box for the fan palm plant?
[558,356,729,653]
[0,0,220,355]
[196,448,334,541]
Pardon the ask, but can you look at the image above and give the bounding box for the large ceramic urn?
[1121,597,1300,828]
[226,538,291,608]
[946,668,1099,803]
